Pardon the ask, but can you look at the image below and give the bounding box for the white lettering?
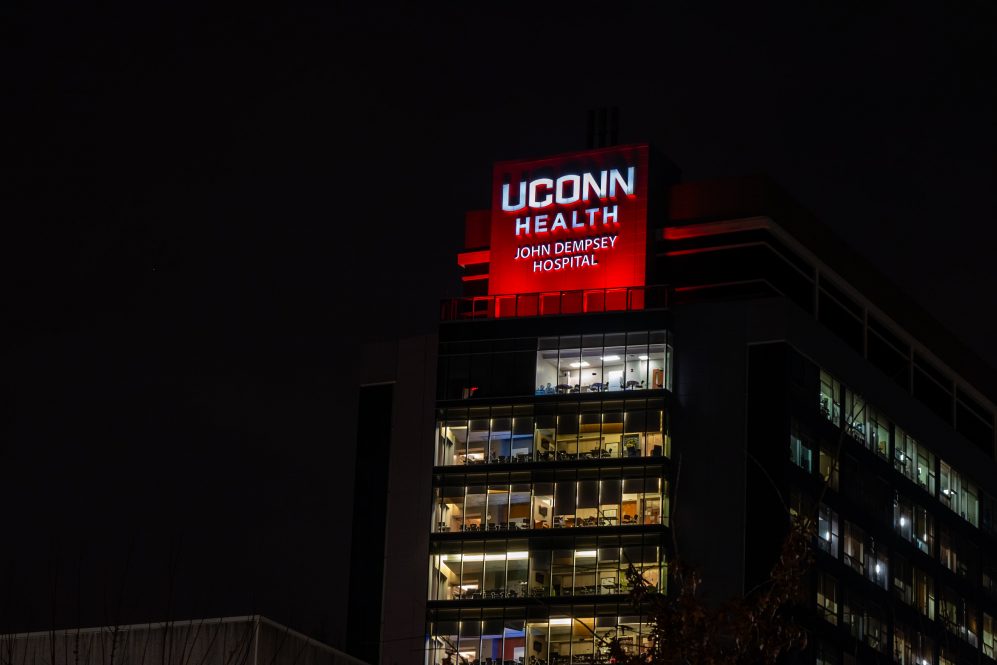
[534,214,548,233]
[504,165,636,211]
[529,178,554,208]
[603,205,618,225]
[517,244,552,259]
[608,167,635,197]
[515,216,530,235]
[502,181,527,211]
[530,254,601,272]
[582,171,607,201]
[554,174,580,205]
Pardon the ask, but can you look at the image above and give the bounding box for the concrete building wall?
[380,335,437,665]
[350,335,437,665]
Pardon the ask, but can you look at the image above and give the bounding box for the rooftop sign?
[488,145,649,296]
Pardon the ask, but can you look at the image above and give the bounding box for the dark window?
[867,329,909,391]
[818,288,863,355]
[913,365,953,425]
[820,279,862,318]
[956,389,994,456]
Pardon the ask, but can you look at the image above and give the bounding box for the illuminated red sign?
[488,145,649,296]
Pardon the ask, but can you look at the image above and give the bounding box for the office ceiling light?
[576,550,597,557]
[569,361,590,368]
[601,355,621,361]
[448,552,529,562]
[638,355,648,360]
[549,618,573,626]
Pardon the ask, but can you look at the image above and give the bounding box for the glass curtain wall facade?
[777,355,997,665]
[429,330,673,665]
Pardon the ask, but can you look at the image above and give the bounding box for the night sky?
[7,1,997,650]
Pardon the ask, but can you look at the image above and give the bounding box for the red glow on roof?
[663,226,712,240]
[457,250,490,267]
[464,210,491,249]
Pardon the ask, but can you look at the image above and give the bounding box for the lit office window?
[434,484,466,533]
[867,406,891,459]
[789,431,813,473]
[893,428,936,495]
[984,563,997,599]
[940,460,980,527]
[462,485,486,533]
[458,617,481,665]
[517,615,652,664]
[940,586,979,646]
[914,567,936,620]
[787,487,809,521]
[818,370,842,425]
[434,401,670,466]
[788,422,837,488]
[912,633,935,665]
[843,591,885,653]
[535,331,671,395]
[866,540,888,590]
[892,552,914,605]
[843,389,867,442]
[843,591,863,642]
[894,494,935,556]
[817,505,839,558]
[428,619,459,665]
[816,572,838,625]
[939,525,975,579]
[892,554,934,619]
[429,541,664,601]
[913,503,936,556]
[533,482,554,530]
[431,471,669,533]
[894,496,913,544]
[893,622,911,665]
[866,604,886,654]
[985,613,995,659]
[818,447,839,490]
[939,527,960,576]
[843,521,865,573]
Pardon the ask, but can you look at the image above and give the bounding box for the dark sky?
[6,0,997,649]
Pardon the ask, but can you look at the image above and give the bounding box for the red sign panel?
[488,145,649,296]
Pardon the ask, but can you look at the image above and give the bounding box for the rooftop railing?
[440,285,668,321]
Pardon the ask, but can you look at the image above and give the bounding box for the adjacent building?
[361,143,997,665]
[0,615,368,665]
